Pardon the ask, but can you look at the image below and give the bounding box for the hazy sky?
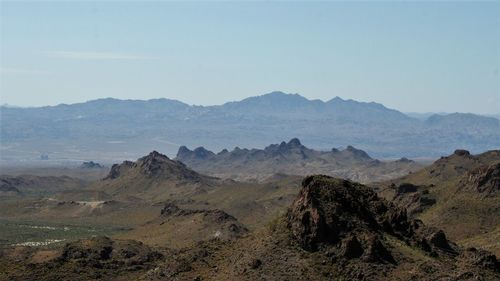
[1,1,499,114]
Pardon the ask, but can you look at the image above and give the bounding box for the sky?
[0,1,499,114]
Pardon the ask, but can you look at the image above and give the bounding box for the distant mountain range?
[176,138,421,183]
[1,91,499,160]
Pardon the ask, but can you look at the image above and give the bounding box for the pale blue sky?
[1,1,499,114]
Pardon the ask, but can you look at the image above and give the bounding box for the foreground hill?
[378,149,500,255]
[2,92,499,161]
[1,175,498,280]
[176,138,421,183]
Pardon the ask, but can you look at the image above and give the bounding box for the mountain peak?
[265,138,307,155]
[454,149,471,157]
[176,146,215,160]
[138,151,187,177]
[105,150,208,183]
[193,147,215,159]
[344,145,372,160]
[141,150,169,161]
[287,138,302,147]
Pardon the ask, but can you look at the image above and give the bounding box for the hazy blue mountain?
[1,91,499,161]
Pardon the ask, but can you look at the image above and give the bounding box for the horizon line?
[1,92,499,116]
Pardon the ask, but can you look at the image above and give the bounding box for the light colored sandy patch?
[76,201,106,208]
[14,239,65,247]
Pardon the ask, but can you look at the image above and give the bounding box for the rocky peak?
[140,150,169,162]
[105,151,207,182]
[287,138,302,147]
[345,145,372,160]
[138,151,175,176]
[193,147,215,159]
[104,160,136,180]
[177,146,192,158]
[177,146,215,161]
[454,149,471,157]
[264,138,307,156]
[218,149,229,155]
[287,175,457,262]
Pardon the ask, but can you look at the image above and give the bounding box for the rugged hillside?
[2,92,499,161]
[2,175,498,280]
[89,151,220,201]
[147,176,498,280]
[176,138,421,183]
[378,149,500,255]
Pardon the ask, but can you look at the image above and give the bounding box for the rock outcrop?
[390,183,436,215]
[60,236,162,265]
[459,162,500,197]
[286,176,458,262]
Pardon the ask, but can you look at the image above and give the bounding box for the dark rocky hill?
[91,151,219,201]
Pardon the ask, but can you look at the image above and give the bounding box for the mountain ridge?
[175,138,420,183]
[2,91,499,159]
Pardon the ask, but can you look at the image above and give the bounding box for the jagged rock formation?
[287,176,456,260]
[176,138,420,183]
